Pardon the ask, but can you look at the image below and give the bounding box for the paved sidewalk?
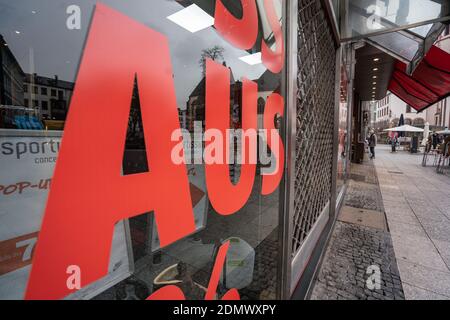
[375,145,450,299]
[310,155,404,300]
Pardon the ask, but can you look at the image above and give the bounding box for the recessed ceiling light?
[373,76,377,79]
[373,68,378,71]
[373,82,376,85]
[31,10,37,14]
[373,58,380,62]
[372,87,376,90]
[15,30,21,34]
[239,52,262,65]
[167,4,214,33]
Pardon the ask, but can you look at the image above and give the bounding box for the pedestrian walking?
[432,132,439,149]
[369,130,377,159]
[391,136,398,153]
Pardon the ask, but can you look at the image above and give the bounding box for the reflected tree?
[199,46,225,75]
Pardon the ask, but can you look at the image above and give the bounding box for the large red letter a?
[25,4,195,299]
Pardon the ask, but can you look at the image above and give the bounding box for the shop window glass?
[0,0,285,300]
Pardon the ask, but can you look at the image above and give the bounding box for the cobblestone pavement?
[310,222,404,300]
[375,145,450,299]
[310,153,405,300]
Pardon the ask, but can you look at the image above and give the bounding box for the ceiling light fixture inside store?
[15,30,20,34]
[239,52,262,65]
[373,68,378,71]
[167,4,214,33]
[373,58,380,62]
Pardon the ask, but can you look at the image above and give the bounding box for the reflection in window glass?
[346,0,446,38]
[337,63,348,195]
[0,0,285,300]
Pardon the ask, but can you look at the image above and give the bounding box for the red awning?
[388,45,450,112]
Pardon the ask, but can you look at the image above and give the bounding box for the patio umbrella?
[421,122,430,146]
[437,128,450,136]
[384,124,424,132]
[398,114,405,137]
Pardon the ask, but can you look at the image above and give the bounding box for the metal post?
[278,0,297,300]
[330,46,342,220]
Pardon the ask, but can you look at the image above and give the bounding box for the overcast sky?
[0,0,267,109]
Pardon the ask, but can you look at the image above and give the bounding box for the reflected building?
[0,35,25,107]
[185,63,241,132]
[23,73,74,120]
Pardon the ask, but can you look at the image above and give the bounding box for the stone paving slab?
[397,260,450,298]
[402,283,450,300]
[338,206,387,231]
[385,206,421,227]
[391,234,449,272]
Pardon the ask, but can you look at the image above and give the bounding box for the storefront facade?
[0,0,362,300]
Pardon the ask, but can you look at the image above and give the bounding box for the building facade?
[23,73,74,120]
[374,93,427,130]
[0,35,25,107]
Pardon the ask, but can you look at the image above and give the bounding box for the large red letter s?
[214,0,258,50]
[25,4,195,299]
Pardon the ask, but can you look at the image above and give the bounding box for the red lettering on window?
[205,59,257,215]
[214,0,258,50]
[148,241,239,300]
[261,0,285,73]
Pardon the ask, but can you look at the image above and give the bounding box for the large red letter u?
[205,60,258,215]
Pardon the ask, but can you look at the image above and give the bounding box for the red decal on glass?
[25,3,195,300]
[148,241,240,300]
[147,285,186,300]
[214,0,258,49]
[205,241,238,300]
[261,0,284,73]
[205,59,257,215]
[262,93,285,195]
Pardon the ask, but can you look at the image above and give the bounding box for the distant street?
[311,145,450,300]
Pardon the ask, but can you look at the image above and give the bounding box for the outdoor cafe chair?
[436,143,450,174]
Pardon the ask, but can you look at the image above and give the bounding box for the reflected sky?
[0,0,267,109]
[347,0,444,38]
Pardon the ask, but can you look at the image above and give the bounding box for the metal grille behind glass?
[292,0,336,255]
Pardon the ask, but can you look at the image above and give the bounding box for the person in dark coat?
[391,136,398,153]
[431,132,439,149]
[369,130,377,159]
